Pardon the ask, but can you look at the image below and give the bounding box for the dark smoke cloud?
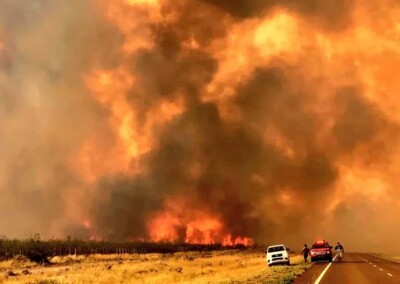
[1,0,399,254]
[333,87,387,151]
[92,55,394,246]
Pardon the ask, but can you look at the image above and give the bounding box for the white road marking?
[368,253,400,264]
[314,254,338,284]
[359,256,367,262]
[360,254,399,278]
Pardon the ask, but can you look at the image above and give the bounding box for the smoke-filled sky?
[1,0,400,252]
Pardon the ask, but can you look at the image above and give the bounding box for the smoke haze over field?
[1,0,400,252]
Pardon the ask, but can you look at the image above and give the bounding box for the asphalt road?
[295,253,400,284]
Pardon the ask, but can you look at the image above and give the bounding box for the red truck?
[310,240,333,262]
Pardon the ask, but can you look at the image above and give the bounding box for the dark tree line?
[0,235,250,264]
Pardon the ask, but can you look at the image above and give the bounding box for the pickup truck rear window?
[268,246,285,252]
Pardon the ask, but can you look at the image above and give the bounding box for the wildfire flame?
[2,0,400,251]
[76,0,400,245]
[147,198,253,245]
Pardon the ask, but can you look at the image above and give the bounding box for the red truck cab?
[310,240,333,262]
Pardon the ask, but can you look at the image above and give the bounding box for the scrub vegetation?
[0,235,240,263]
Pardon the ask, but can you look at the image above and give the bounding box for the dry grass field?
[0,250,311,284]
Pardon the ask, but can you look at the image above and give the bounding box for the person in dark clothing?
[335,242,344,261]
[335,242,344,251]
[301,244,310,263]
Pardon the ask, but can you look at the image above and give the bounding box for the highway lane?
[295,252,400,283]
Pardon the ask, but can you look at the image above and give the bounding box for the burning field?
[1,0,400,251]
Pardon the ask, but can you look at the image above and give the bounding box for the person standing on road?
[335,242,344,261]
[301,244,310,263]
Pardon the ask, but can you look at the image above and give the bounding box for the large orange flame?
[74,0,400,246]
[147,198,253,245]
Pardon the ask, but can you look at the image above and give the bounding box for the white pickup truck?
[266,244,290,267]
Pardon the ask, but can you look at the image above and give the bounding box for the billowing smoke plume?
[1,0,400,252]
